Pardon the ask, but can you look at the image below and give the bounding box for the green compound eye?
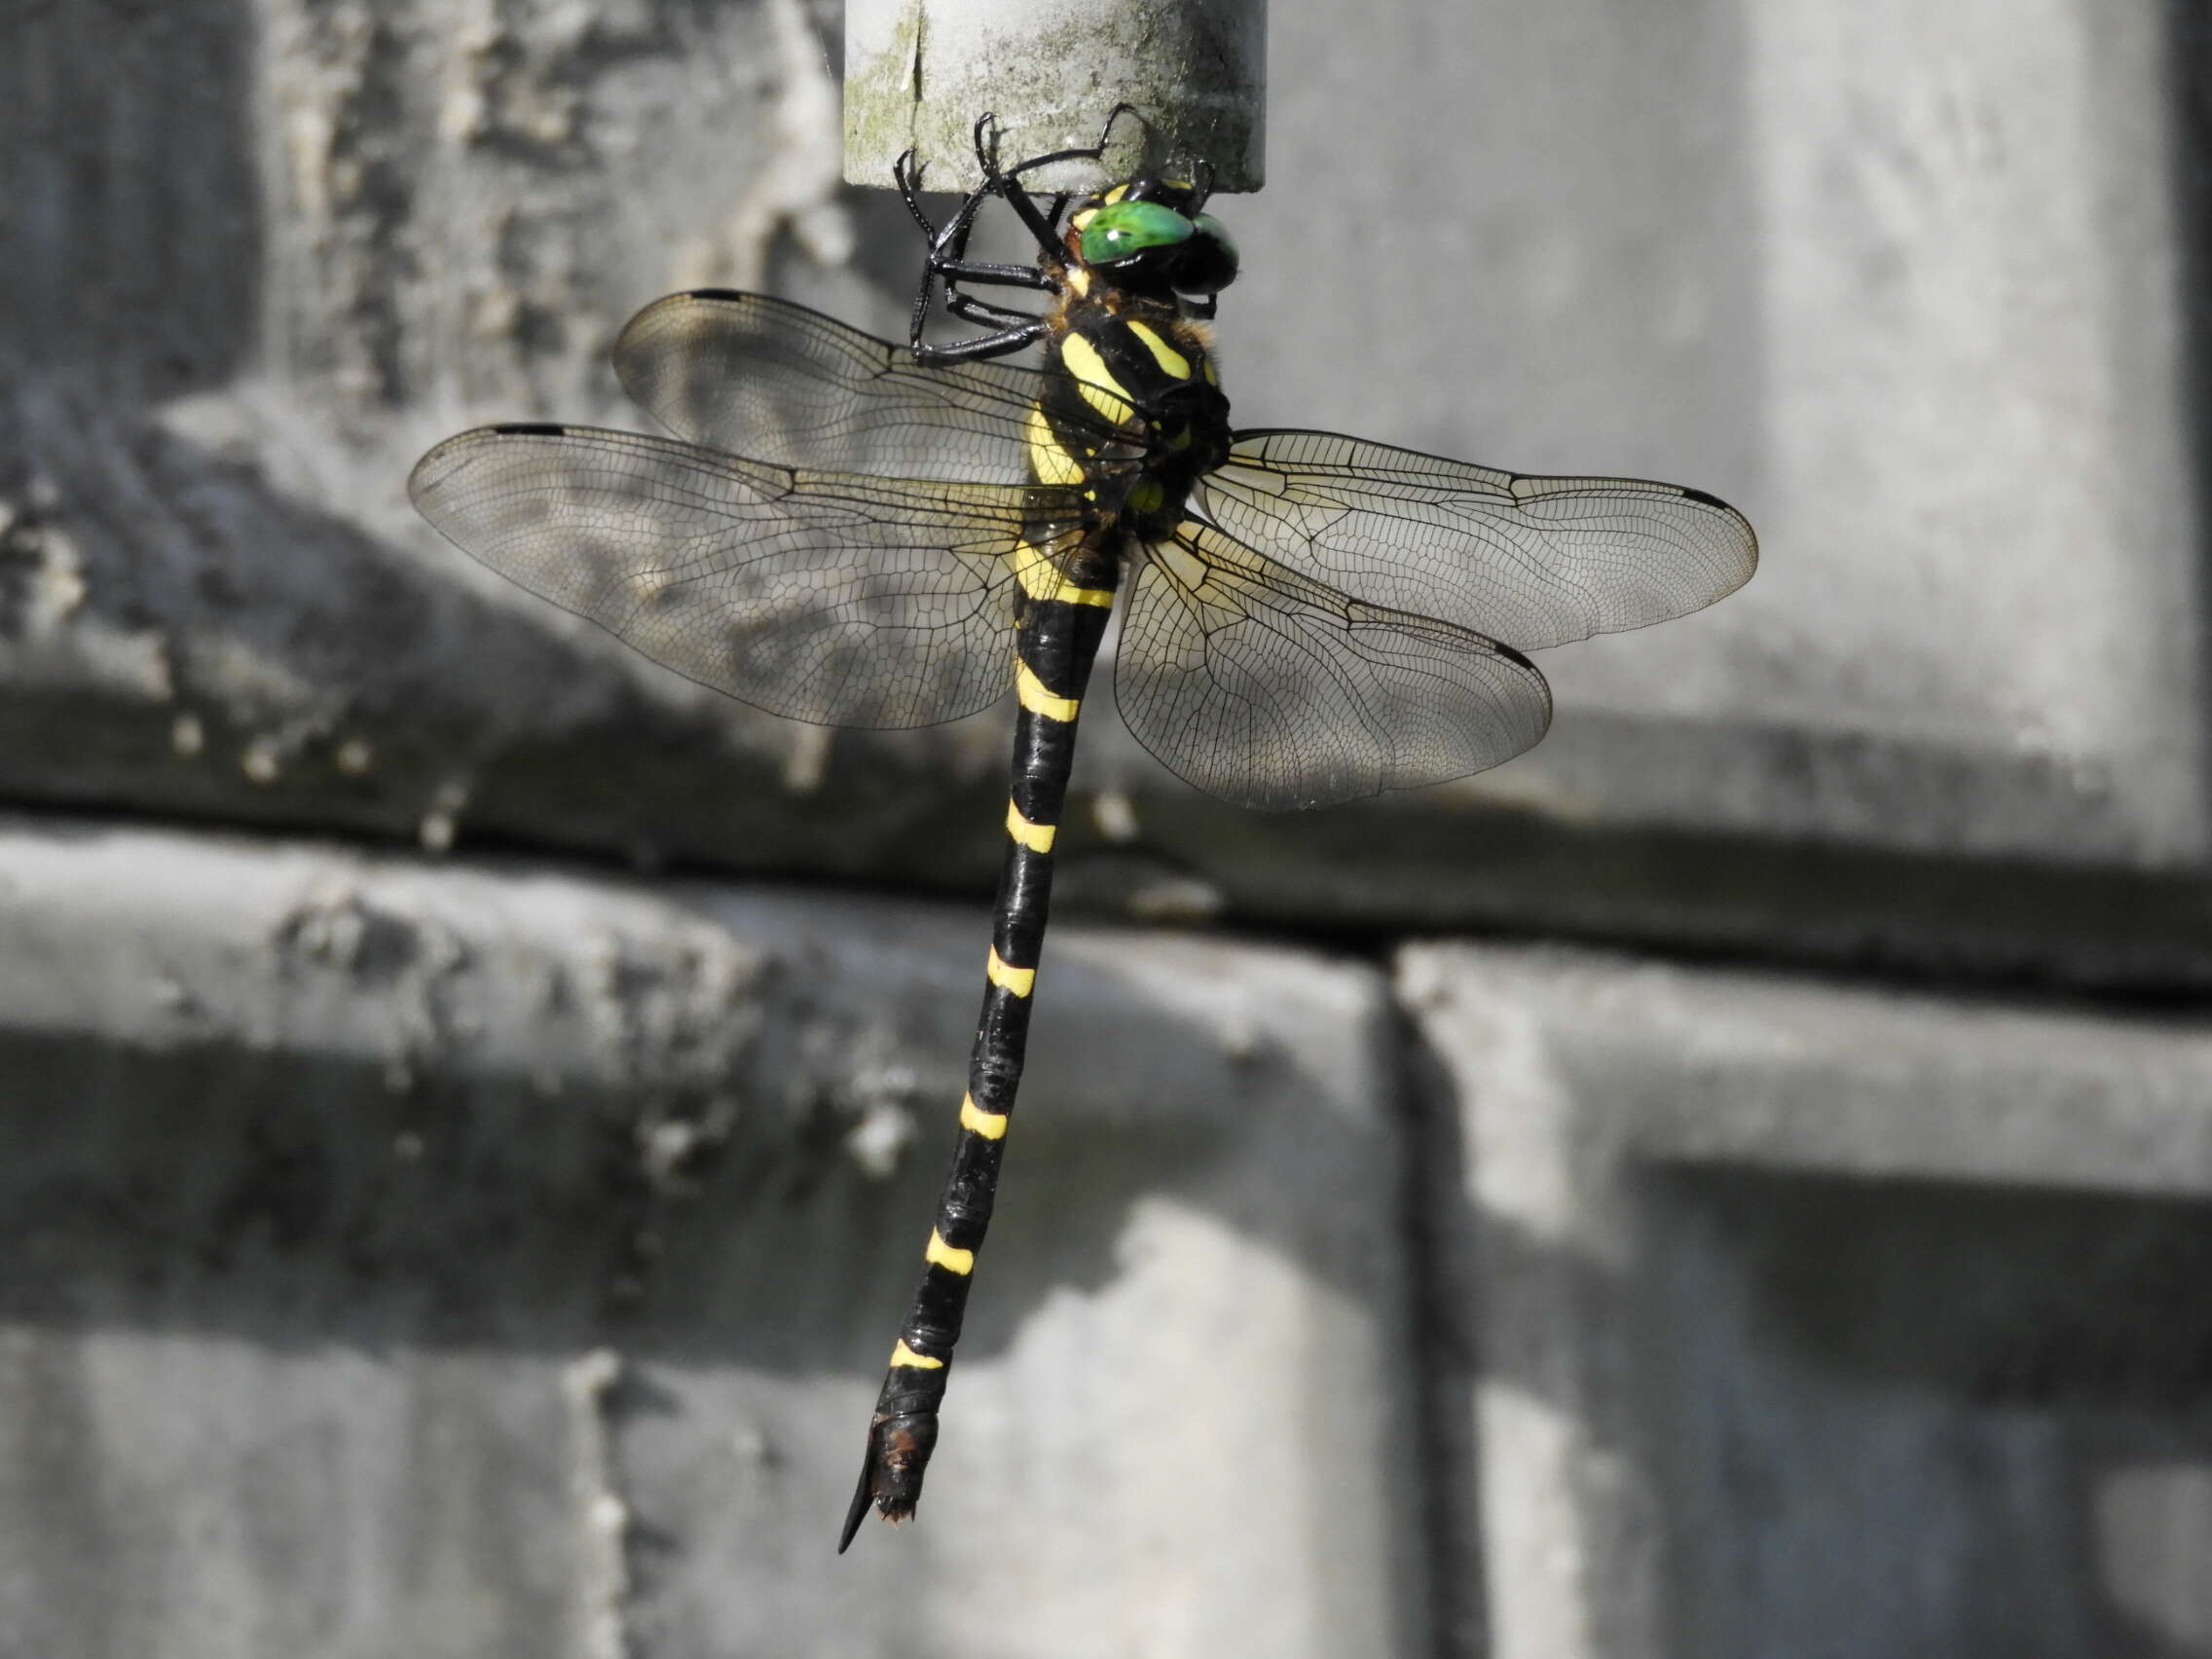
[1080,199,1195,265]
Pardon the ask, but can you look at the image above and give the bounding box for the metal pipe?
[844,0,1266,195]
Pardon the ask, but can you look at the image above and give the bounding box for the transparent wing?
[1201,429,1757,651]
[612,289,1136,483]
[409,423,1069,728]
[613,296,1754,651]
[1116,520,1553,812]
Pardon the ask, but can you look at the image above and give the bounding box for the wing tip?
[1678,483,1760,552]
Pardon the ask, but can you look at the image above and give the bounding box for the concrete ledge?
[0,818,1423,1656]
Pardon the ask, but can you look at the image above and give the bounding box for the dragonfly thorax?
[1044,295,1233,539]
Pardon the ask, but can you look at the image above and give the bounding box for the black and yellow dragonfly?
[409,111,1757,1552]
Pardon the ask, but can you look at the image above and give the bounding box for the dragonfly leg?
[909,318,1048,366]
[903,130,1067,351]
[896,147,954,349]
[893,147,938,240]
[984,102,1147,187]
[932,259,1053,287]
[903,106,1151,350]
[903,142,1020,349]
[931,266,1057,348]
[943,290,1043,329]
[1188,153,1218,207]
[915,259,1055,350]
[968,111,1091,265]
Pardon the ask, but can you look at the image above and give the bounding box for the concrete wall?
[3,0,2209,1653]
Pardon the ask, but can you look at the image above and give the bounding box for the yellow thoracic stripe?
[1006,800,1057,853]
[1014,662,1080,721]
[1058,333,1133,425]
[1025,404,1087,488]
[1124,320,1192,380]
[987,947,1036,997]
[1010,539,1112,608]
[960,1093,1009,1139]
[890,1339,944,1370]
[925,1230,977,1275]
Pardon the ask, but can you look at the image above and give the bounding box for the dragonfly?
[408,108,1758,1552]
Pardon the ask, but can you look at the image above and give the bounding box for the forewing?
[409,424,1053,728]
[1203,429,1757,650]
[1116,521,1553,812]
[613,289,1135,483]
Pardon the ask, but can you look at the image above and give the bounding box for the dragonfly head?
[1070,177,1239,299]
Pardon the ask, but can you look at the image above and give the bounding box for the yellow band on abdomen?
[1015,662,1080,722]
[1011,539,1113,608]
[890,1339,945,1370]
[987,947,1035,997]
[925,1230,976,1275]
[960,1093,1009,1139]
[1006,800,1057,853]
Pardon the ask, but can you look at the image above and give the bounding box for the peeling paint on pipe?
[844,0,1266,194]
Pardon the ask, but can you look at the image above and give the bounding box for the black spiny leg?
[943,291,1045,330]
[897,142,1060,355]
[984,103,1149,200]
[966,112,1082,266]
[897,106,1156,355]
[1188,154,1219,208]
[950,105,1145,273]
[909,318,1048,366]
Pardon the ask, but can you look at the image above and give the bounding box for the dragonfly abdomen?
[839,506,1120,1550]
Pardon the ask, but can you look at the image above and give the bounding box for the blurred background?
[4,0,2210,1654]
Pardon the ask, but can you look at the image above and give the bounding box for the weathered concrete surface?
[0,0,1017,896]
[0,816,1425,1657]
[844,0,1267,193]
[4,0,2212,981]
[1249,0,2203,858]
[1403,941,2212,1659]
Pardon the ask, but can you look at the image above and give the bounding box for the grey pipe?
[844,0,1266,195]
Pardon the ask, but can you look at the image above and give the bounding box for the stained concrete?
[0,816,1424,1657]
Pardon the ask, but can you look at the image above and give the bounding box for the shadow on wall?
[1645,1169,2212,1659]
[2166,0,2212,854]
[0,914,1397,1379]
[4,0,262,393]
